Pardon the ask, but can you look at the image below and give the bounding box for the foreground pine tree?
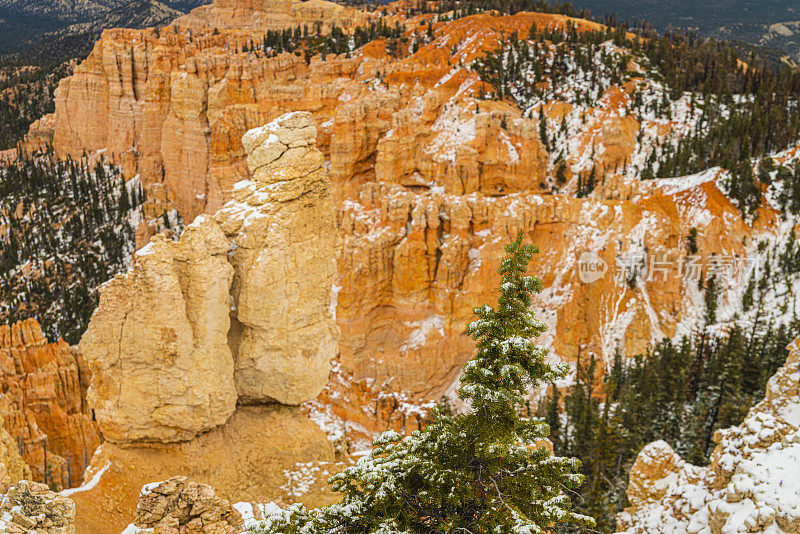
[251,231,594,534]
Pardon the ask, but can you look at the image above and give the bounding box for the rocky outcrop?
[125,476,243,534]
[217,111,339,404]
[175,0,375,33]
[616,335,800,533]
[69,113,338,534]
[0,480,76,534]
[0,319,100,488]
[334,172,758,396]
[79,112,336,446]
[79,219,237,444]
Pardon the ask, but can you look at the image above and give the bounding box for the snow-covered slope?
[616,335,800,533]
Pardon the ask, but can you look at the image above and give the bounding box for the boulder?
[0,480,75,534]
[125,476,243,534]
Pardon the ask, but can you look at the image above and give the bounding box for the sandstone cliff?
[32,12,600,223]
[26,6,780,454]
[0,319,100,489]
[218,111,339,405]
[78,111,337,445]
[69,112,338,534]
[616,335,800,534]
[174,0,375,33]
[79,220,238,443]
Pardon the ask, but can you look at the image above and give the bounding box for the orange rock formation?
[0,319,100,489]
[66,113,339,534]
[25,0,779,474]
[175,0,376,33]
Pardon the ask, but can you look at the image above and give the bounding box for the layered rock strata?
[616,335,800,533]
[29,10,773,415]
[26,4,788,469]
[175,0,375,33]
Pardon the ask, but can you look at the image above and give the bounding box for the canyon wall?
[174,0,376,33]
[27,0,781,471]
[0,319,100,489]
[7,4,798,533]
[70,112,338,534]
[27,6,777,451]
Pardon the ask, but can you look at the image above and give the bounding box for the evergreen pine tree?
[742,276,755,311]
[538,106,549,150]
[704,273,719,325]
[586,165,596,194]
[687,227,698,255]
[251,231,594,534]
[555,160,567,186]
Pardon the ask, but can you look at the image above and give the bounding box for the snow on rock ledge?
[0,481,76,534]
[617,336,800,533]
[121,476,243,534]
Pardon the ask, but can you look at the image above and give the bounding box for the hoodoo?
[0,319,100,488]
[70,112,339,533]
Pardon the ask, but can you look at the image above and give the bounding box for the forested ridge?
[0,0,207,53]
[468,9,800,215]
[0,148,177,344]
[260,0,800,218]
[544,320,799,531]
